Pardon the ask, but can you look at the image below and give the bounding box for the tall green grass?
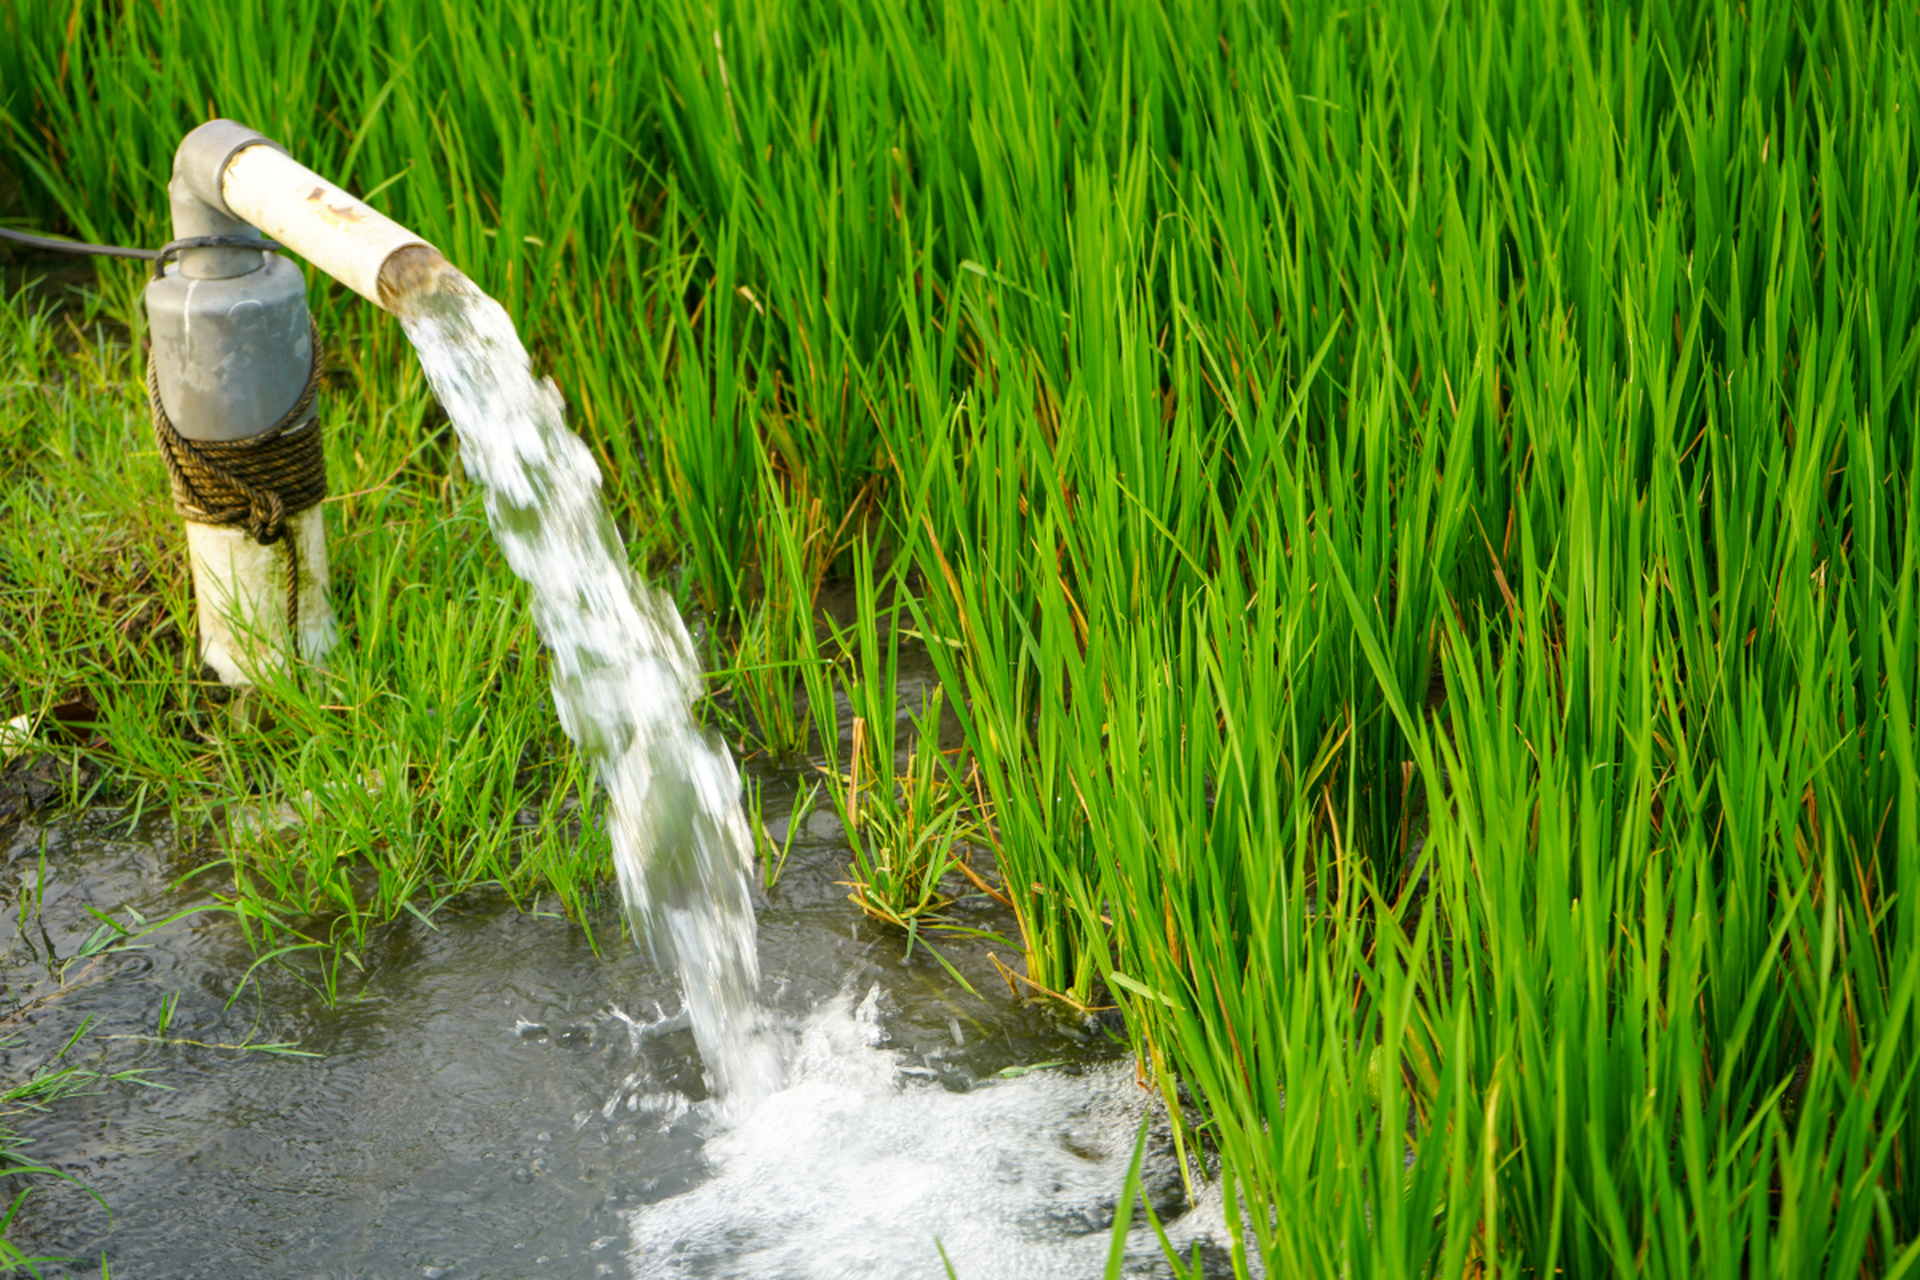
[7,0,1920,1271]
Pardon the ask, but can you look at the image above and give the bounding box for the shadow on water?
[1,775,1229,1279]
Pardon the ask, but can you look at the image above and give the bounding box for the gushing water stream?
[394,269,782,1104]
[353,269,1243,1276]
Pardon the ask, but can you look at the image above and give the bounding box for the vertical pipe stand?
[144,121,336,687]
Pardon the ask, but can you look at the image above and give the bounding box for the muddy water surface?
[2,778,1222,1279]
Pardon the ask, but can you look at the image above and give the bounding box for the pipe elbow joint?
[168,120,287,278]
[171,120,285,221]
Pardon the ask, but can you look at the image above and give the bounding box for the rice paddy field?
[4,0,1919,1275]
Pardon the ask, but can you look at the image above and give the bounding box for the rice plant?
[814,539,979,928]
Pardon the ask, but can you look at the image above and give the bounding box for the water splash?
[395,270,781,1104]
[622,988,1239,1280]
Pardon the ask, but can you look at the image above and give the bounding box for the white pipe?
[220,143,441,312]
[186,509,336,686]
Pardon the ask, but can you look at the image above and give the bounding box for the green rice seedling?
[837,686,976,930]
[744,772,818,890]
[648,4,909,525]
[875,1,1920,1271]
[697,436,843,760]
[703,614,807,763]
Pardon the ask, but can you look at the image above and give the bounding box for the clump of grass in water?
[388,261,781,1105]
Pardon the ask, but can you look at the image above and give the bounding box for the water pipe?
[145,119,450,685]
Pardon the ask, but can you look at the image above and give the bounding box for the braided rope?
[147,319,327,635]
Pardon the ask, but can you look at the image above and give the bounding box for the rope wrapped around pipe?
[146,320,327,634]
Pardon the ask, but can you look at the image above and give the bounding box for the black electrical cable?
[1,225,283,270]
[148,235,285,278]
[0,223,161,261]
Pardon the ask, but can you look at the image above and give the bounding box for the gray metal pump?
[144,120,446,686]
[148,122,314,441]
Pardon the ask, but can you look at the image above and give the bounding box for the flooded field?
[1,780,1223,1279]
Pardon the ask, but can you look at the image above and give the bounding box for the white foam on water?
[397,276,780,1104]
[625,989,1235,1280]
